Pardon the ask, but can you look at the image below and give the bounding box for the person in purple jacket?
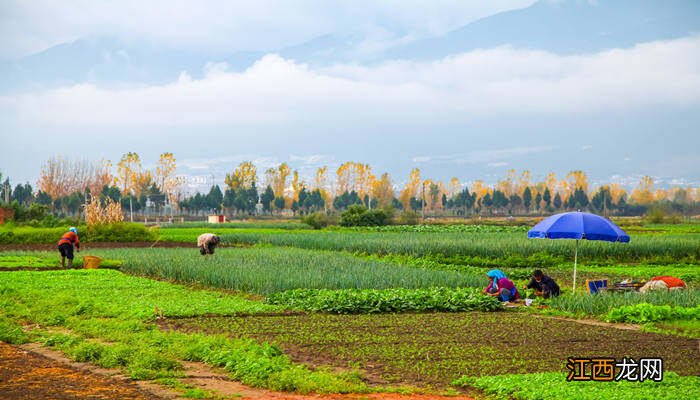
[484,269,521,302]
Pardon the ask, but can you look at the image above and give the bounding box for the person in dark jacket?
[525,269,560,298]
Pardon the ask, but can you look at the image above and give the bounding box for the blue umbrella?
[528,211,630,292]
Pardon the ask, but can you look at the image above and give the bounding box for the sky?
[1,0,699,192]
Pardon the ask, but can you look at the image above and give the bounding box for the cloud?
[4,36,700,129]
[416,146,554,166]
[0,0,535,58]
[289,154,335,165]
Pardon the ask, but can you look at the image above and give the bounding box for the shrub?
[301,212,332,229]
[339,205,391,227]
[396,210,419,225]
[85,223,156,242]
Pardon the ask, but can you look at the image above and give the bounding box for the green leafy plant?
[606,303,700,323]
[266,287,503,314]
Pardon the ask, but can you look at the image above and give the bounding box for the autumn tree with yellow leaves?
[155,152,183,205]
[225,161,257,190]
[399,168,421,210]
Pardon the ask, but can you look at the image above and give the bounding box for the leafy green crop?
[266,287,503,313]
[453,372,700,400]
[546,290,700,317]
[606,303,700,323]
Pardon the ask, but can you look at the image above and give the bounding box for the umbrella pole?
[573,239,579,293]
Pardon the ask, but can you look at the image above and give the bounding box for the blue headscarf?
[487,269,507,290]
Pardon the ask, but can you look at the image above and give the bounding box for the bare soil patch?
[2,342,472,400]
[0,342,163,400]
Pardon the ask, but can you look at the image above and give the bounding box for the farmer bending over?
[197,233,221,256]
[640,276,686,293]
[525,269,561,298]
[58,227,80,268]
[484,269,520,302]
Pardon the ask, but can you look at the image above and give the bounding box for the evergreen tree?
[523,187,532,212]
[261,186,275,212]
[543,188,552,208]
[553,192,563,209]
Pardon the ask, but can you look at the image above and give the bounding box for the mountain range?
[2,0,699,92]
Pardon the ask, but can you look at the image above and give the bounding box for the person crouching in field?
[58,227,80,268]
[197,233,221,256]
[639,276,687,293]
[524,269,561,298]
[484,269,520,302]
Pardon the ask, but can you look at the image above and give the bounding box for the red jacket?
[57,231,80,248]
[651,276,686,289]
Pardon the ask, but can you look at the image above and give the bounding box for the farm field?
[0,221,698,399]
[160,312,700,389]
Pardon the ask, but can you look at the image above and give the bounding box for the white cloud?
[0,0,535,58]
[5,36,700,128]
[487,162,509,167]
[289,154,335,165]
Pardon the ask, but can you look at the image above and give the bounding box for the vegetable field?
[0,220,698,399]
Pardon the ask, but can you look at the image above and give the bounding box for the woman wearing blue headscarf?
[484,269,520,302]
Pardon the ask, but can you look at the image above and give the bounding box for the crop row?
[265,287,503,314]
[219,231,700,263]
[107,247,485,295]
[546,290,700,316]
[606,303,700,323]
[453,372,700,400]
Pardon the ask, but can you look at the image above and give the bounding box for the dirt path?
[5,342,473,400]
[0,342,164,399]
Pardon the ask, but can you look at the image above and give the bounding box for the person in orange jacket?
[639,276,687,293]
[57,227,80,268]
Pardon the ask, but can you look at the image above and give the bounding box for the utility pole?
[421,182,425,220]
[603,188,607,218]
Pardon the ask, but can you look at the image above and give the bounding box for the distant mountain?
[387,0,700,59]
[2,0,699,92]
[0,36,265,92]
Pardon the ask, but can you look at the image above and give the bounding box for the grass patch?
[0,223,155,244]
[0,270,370,393]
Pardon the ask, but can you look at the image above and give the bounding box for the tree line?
[1,154,699,224]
